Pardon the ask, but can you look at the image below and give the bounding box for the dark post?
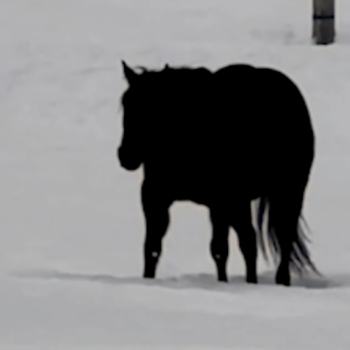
[313,0,335,44]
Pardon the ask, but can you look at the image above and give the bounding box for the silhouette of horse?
[118,60,317,286]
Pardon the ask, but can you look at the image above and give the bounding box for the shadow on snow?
[11,268,348,291]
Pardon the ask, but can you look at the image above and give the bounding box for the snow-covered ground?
[2,0,350,348]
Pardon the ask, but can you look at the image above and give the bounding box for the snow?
[2,0,350,348]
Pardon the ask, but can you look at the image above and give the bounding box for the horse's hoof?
[246,276,258,284]
[276,280,290,286]
[276,274,290,286]
[143,270,156,279]
[218,275,228,282]
[276,281,290,287]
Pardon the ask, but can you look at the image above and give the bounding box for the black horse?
[118,60,317,286]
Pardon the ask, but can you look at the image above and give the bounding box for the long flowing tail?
[255,196,319,275]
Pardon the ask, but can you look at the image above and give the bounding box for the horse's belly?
[173,181,262,205]
[169,174,213,205]
[145,162,265,205]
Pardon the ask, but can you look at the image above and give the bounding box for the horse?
[117,60,317,286]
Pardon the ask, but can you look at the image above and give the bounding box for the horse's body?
[118,61,316,286]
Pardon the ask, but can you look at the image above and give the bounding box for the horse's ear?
[164,63,169,69]
[122,60,138,85]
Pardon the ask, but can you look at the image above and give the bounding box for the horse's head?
[118,61,150,171]
[118,61,173,171]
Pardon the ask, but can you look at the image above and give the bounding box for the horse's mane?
[120,64,214,111]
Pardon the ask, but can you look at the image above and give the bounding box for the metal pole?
[313,0,335,45]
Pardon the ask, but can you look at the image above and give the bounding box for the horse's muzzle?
[117,146,142,171]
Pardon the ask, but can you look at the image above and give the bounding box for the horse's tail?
[255,195,319,275]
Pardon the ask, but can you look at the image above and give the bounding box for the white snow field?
[2,0,350,348]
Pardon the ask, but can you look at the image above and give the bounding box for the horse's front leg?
[141,181,171,279]
[209,206,230,282]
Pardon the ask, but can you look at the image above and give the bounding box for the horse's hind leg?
[273,211,298,286]
[141,181,171,279]
[270,192,304,286]
[209,206,229,282]
[229,201,258,284]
